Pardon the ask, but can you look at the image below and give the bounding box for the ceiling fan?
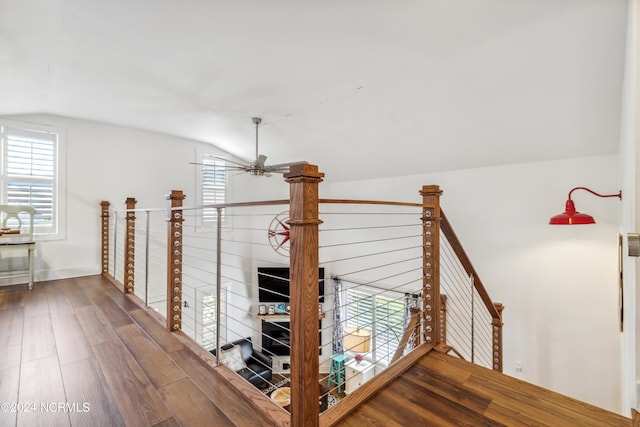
[205,117,307,176]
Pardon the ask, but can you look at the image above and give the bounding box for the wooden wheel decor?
[268,211,290,256]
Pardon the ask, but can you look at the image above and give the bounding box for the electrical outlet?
[515,361,523,372]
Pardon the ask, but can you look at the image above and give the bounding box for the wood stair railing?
[390,307,421,364]
[440,209,504,371]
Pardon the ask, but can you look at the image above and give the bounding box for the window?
[199,153,227,224]
[0,121,65,238]
[345,289,406,365]
[199,288,227,350]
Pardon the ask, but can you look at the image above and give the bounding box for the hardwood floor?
[333,349,631,426]
[0,275,284,427]
[2,276,632,427]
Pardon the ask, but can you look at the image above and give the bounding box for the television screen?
[258,267,325,303]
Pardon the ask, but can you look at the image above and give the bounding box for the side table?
[344,358,375,395]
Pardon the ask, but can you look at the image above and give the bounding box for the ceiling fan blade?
[209,155,251,168]
[189,162,247,171]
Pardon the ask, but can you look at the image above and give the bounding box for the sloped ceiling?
[0,0,629,182]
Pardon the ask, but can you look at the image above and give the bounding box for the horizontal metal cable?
[319,244,423,266]
[319,233,422,249]
[319,223,421,233]
[338,266,423,291]
[333,256,422,279]
[319,211,419,216]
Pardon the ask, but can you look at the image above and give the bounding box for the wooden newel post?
[101,201,111,276]
[492,302,504,372]
[167,190,186,332]
[124,198,137,294]
[285,164,324,427]
[420,185,443,346]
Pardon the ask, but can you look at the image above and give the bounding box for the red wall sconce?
[549,187,622,225]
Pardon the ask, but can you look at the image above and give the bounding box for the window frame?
[195,150,228,228]
[0,119,66,241]
[196,285,227,351]
[343,287,406,367]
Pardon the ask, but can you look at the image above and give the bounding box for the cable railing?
[317,201,424,401]
[99,169,503,427]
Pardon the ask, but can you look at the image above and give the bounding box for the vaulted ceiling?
[0,0,629,181]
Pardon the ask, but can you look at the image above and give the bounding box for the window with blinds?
[345,289,406,365]
[201,156,227,224]
[1,123,62,236]
[200,289,226,351]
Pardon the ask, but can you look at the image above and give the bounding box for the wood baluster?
[166,190,186,332]
[101,201,111,277]
[285,164,324,427]
[124,197,137,294]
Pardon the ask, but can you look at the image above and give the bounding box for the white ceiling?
[0,0,629,182]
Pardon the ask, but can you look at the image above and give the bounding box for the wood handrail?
[440,210,501,320]
[390,307,421,364]
[319,198,423,208]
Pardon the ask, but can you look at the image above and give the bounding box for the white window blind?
[345,289,406,365]
[201,156,226,223]
[200,289,226,351]
[1,123,61,236]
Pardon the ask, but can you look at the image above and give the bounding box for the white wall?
[327,154,623,414]
[619,0,638,414]
[2,113,250,281]
[2,114,628,413]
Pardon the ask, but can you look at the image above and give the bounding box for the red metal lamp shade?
[549,187,621,225]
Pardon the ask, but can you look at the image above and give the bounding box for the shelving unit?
[257,312,325,370]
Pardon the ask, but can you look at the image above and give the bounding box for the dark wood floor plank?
[94,294,134,329]
[46,282,75,317]
[23,286,49,317]
[391,375,505,426]
[128,308,184,353]
[93,339,173,427]
[103,282,143,312]
[115,323,186,389]
[337,405,407,427]
[465,373,627,427]
[62,280,95,308]
[51,313,93,366]
[0,306,24,346]
[2,275,294,427]
[21,312,57,362]
[61,358,125,427]
[428,352,630,426]
[75,304,119,346]
[169,347,279,427]
[0,345,21,427]
[0,287,26,311]
[337,350,631,426]
[152,417,182,427]
[157,377,235,427]
[17,355,70,427]
[404,360,493,414]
